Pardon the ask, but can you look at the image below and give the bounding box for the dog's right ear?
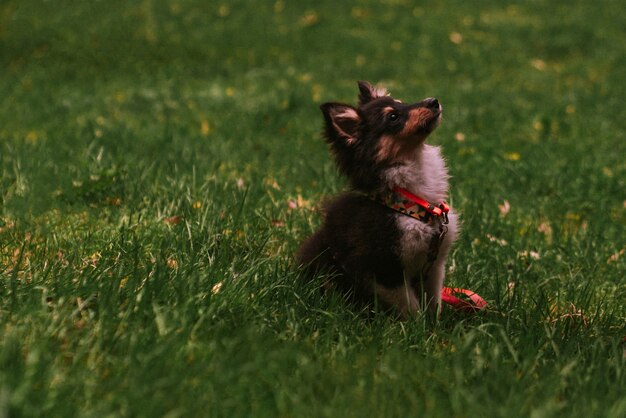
[320,102,360,145]
[358,80,388,105]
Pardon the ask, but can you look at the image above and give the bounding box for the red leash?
[441,287,487,312]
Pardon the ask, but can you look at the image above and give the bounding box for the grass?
[1,0,625,416]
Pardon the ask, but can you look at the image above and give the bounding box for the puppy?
[296,81,459,317]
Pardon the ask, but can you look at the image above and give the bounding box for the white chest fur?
[396,214,436,278]
[382,145,450,202]
[382,144,458,280]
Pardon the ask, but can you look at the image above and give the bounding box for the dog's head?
[320,81,442,191]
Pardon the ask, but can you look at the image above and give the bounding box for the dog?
[296,81,459,317]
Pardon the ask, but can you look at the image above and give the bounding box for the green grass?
[1,0,625,416]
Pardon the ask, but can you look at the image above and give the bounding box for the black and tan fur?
[296,81,459,317]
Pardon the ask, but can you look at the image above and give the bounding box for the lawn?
[0,0,624,416]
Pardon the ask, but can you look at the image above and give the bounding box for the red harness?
[392,186,450,222]
[371,186,450,224]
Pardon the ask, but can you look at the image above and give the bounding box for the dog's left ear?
[358,80,388,105]
[320,102,360,145]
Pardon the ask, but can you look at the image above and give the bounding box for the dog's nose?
[423,98,440,110]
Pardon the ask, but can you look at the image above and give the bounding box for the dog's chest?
[395,214,436,278]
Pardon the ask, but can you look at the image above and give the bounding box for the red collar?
[371,187,450,224]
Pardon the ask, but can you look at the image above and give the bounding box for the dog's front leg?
[423,212,459,316]
[422,261,446,316]
[375,272,420,318]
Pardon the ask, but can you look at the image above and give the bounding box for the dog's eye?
[388,112,399,122]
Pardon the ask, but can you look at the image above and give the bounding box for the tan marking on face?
[400,107,436,138]
[377,134,421,162]
[376,107,441,163]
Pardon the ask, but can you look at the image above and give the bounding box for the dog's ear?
[358,80,388,105]
[320,102,360,145]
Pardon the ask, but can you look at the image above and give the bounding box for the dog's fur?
[296,81,458,317]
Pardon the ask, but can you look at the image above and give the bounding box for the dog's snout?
[423,98,440,110]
